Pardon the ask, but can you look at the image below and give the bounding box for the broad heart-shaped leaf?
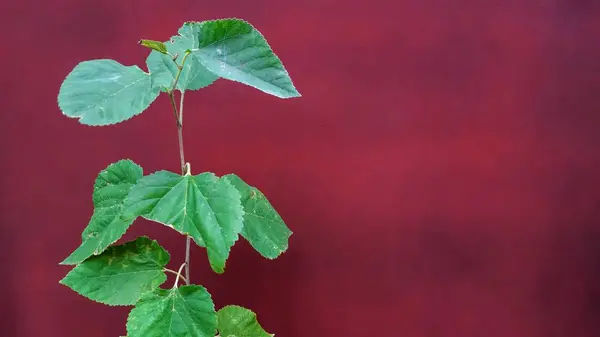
[217,305,273,337]
[182,19,300,98]
[224,174,292,259]
[123,171,243,273]
[59,236,169,306]
[126,285,216,337]
[146,25,219,93]
[61,159,143,265]
[58,59,160,126]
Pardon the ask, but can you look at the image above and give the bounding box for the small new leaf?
[217,305,273,337]
[61,159,143,265]
[59,236,169,306]
[123,171,244,273]
[139,39,168,54]
[126,285,216,337]
[184,18,301,98]
[168,26,220,91]
[58,60,160,126]
[224,174,292,259]
[145,25,219,92]
[146,51,180,92]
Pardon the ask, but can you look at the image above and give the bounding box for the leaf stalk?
[173,262,187,288]
[164,268,188,285]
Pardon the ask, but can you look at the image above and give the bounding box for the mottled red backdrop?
[1,0,600,336]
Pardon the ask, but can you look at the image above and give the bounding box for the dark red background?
[1,0,600,336]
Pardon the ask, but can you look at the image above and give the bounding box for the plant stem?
[164,268,188,284]
[168,52,192,285]
[177,91,186,172]
[179,91,191,285]
[173,262,187,288]
[172,52,190,91]
[168,93,181,127]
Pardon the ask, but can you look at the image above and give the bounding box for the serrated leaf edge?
[122,170,244,273]
[57,60,161,127]
[60,159,144,265]
[125,285,217,337]
[59,236,170,306]
[222,174,292,260]
[217,304,275,337]
[184,18,301,99]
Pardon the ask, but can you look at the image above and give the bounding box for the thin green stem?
[171,51,191,92]
[167,51,190,128]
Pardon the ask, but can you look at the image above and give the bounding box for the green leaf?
[58,59,160,126]
[139,39,168,54]
[146,51,179,92]
[183,18,301,98]
[146,25,219,92]
[59,236,169,306]
[61,159,143,265]
[224,174,292,259]
[147,51,217,92]
[126,285,216,337]
[123,171,244,273]
[217,305,273,337]
[169,25,220,91]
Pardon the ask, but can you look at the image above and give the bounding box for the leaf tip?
[59,256,77,266]
[277,89,302,99]
[58,273,72,287]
